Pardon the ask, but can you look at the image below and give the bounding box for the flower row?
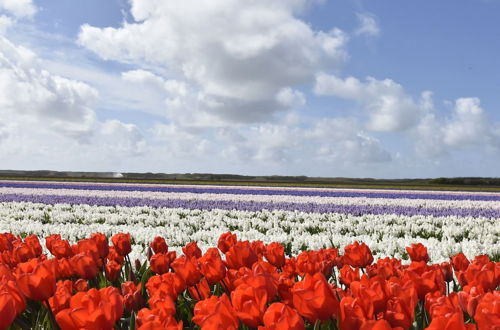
[3,186,500,210]
[4,179,500,195]
[0,202,498,263]
[1,181,499,201]
[0,231,499,329]
[2,193,500,218]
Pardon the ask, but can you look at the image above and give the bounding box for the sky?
[0,0,499,178]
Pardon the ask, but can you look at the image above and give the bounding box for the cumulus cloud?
[354,12,380,37]
[443,98,491,146]
[0,15,12,33]
[306,118,391,163]
[0,0,36,18]
[211,117,390,165]
[0,33,146,159]
[415,97,500,157]
[315,73,426,131]
[78,0,348,124]
[0,35,99,140]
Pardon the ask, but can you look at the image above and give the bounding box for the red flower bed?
[0,233,499,329]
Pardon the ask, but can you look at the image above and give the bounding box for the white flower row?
[0,201,498,264]
[3,180,500,196]
[2,187,500,210]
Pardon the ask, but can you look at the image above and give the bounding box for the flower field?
[0,179,499,329]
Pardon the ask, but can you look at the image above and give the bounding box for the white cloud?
[208,116,391,166]
[354,12,380,37]
[0,33,146,160]
[306,118,391,163]
[99,120,146,156]
[443,98,490,146]
[0,0,36,18]
[0,15,12,33]
[314,73,425,131]
[276,87,306,108]
[78,0,348,124]
[0,35,98,140]
[414,97,500,157]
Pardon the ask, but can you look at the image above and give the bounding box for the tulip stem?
[194,285,202,300]
[44,301,60,330]
[220,279,230,295]
[313,319,321,330]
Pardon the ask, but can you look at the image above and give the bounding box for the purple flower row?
[0,181,499,201]
[2,193,500,218]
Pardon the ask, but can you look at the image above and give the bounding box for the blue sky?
[0,0,499,178]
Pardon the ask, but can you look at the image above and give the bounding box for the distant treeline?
[0,170,499,188]
[429,177,500,186]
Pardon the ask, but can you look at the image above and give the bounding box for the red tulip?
[147,295,176,316]
[74,279,88,292]
[150,236,168,254]
[122,281,144,313]
[474,291,500,329]
[295,251,324,276]
[251,240,266,259]
[217,232,237,253]
[188,278,211,301]
[458,285,484,318]
[136,307,183,330]
[264,242,286,268]
[277,275,295,306]
[24,235,43,257]
[50,239,73,259]
[451,253,470,272]
[182,241,202,259]
[404,262,446,300]
[74,238,100,263]
[171,255,202,286]
[90,233,109,259]
[48,280,73,314]
[111,233,132,257]
[55,287,123,330]
[45,234,62,251]
[383,279,418,329]
[0,292,17,330]
[339,265,360,287]
[13,243,35,263]
[225,241,259,270]
[105,260,122,282]
[192,294,239,330]
[199,248,226,285]
[350,275,388,315]
[339,295,374,330]
[146,273,186,301]
[359,319,395,330]
[107,246,124,264]
[150,253,170,274]
[16,260,56,301]
[440,262,453,282]
[231,283,268,327]
[71,253,99,280]
[260,302,305,330]
[292,272,339,322]
[426,311,476,330]
[405,243,429,263]
[0,278,25,329]
[343,242,374,268]
[233,262,279,302]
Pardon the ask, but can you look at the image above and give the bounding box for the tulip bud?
[128,267,136,283]
[135,259,142,271]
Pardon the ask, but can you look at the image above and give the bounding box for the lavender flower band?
[0,182,499,201]
[1,193,499,218]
